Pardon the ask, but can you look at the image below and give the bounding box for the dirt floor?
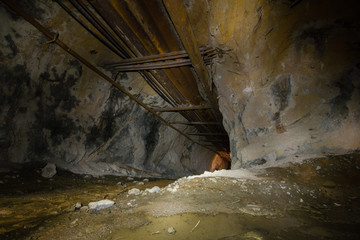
[1,153,360,240]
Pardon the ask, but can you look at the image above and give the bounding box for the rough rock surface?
[0,1,214,177]
[146,186,160,193]
[88,199,114,211]
[185,0,360,168]
[41,163,56,178]
[128,188,141,196]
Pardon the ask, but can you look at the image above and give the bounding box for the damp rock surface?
[185,0,360,168]
[88,199,114,211]
[41,163,57,178]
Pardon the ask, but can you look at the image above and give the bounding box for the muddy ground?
[1,153,360,239]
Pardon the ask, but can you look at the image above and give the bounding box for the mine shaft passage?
[210,151,232,172]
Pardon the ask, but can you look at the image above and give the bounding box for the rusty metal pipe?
[105,47,215,67]
[69,0,129,58]
[55,0,123,58]
[106,57,213,72]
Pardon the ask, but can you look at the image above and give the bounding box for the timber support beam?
[163,0,221,118]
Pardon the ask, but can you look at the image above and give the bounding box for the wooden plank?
[152,105,212,112]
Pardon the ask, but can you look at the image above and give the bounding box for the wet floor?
[1,154,360,239]
[0,165,172,239]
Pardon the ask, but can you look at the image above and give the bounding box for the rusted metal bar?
[108,59,190,71]
[170,121,221,125]
[105,57,213,72]
[89,0,193,105]
[54,0,123,58]
[202,139,229,142]
[152,105,212,112]
[290,0,303,8]
[188,133,228,136]
[77,0,228,151]
[1,0,219,155]
[104,47,214,67]
[139,71,177,106]
[71,0,132,57]
[92,0,206,105]
[68,0,129,58]
[57,0,175,106]
[66,0,181,106]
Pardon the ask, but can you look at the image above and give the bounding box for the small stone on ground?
[88,199,114,211]
[128,188,141,195]
[168,226,176,234]
[41,163,57,178]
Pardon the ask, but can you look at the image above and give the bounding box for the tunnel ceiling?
[55,0,229,152]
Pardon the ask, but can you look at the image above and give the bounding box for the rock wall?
[185,0,360,168]
[0,1,214,177]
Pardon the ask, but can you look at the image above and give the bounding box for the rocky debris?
[136,181,144,186]
[166,184,179,193]
[70,218,78,225]
[128,188,141,195]
[0,180,4,184]
[167,226,176,234]
[80,206,88,211]
[88,199,114,211]
[143,178,149,182]
[209,178,217,183]
[41,163,57,178]
[74,202,82,211]
[146,186,161,193]
[127,177,134,181]
[263,152,277,163]
[323,180,336,188]
[117,182,127,188]
[127,199,137,207]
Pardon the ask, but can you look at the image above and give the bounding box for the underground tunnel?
[0,0,360,239]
